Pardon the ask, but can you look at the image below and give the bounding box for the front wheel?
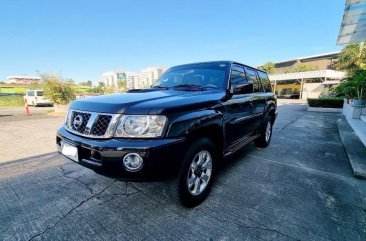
[178,138,216,207]
[254,117,273,148]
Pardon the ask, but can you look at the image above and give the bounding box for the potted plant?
[350,70,366,106]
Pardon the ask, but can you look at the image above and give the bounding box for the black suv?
[57,61,277,206]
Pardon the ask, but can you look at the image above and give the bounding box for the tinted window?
[27,90,34,96]
[257,71,272,92]
[230,65,247,87]
[153,63,229,89]
[244,67,262,92]
[36,91,44,96]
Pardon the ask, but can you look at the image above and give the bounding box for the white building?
[140,67,167,86]
[101,66,167,90]
[101,70,126,88]
[6,75,41,84]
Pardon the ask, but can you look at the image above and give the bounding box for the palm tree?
[335,43,366,75]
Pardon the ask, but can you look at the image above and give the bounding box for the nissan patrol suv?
[57,61,277,206]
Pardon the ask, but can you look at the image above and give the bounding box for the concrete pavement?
[0,102,365,241]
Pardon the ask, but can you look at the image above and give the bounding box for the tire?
[254,116,274,148]
[177,138,217,207]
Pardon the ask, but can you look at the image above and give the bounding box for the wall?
[301,83,324,99]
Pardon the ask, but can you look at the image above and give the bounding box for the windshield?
[36,91,44,96]
[153,63,230,89]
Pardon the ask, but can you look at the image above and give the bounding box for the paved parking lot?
[0,107,63,163]
[0,102,365,241]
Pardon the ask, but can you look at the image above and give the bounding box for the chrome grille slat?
[65,109,121,139]
[92,115,113,136]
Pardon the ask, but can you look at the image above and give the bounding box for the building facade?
[6,75,41,84]
[267,52,346,99]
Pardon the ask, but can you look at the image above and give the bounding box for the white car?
[24,90,53,107]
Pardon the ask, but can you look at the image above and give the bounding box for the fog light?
[123,153,143,172]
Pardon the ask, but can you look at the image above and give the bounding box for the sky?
[0,0,345,83]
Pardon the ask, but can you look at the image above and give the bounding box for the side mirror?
[232,82,253,95]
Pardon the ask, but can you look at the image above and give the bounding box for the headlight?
[64,109,71,127]
[114,115,167,138]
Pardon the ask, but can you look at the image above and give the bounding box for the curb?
[336,117,366,179]
[307,107,342,113]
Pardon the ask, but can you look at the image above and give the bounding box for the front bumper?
[56,126,186,180]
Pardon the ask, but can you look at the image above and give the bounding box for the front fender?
[166,110,223,137]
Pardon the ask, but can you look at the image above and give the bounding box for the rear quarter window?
[244,67,262,92]
[257,71,272,92]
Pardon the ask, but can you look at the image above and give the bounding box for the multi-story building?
[266,52,346,99]
[140,67,167,86]
[101,66,167,90]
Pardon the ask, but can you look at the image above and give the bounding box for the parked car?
[57,61,277,206]
[24,90,53,106]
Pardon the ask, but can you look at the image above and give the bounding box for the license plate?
[61,142,79,162]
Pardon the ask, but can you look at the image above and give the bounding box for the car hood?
[70,89,226,115]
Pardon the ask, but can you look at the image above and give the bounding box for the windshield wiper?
[152,85,169,89]
[172,84,204,90]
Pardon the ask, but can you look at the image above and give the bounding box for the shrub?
[0,95,24,106]
[307,98,344,108]
[43,76,76,105]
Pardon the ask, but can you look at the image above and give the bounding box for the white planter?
[343,101,366,119]
[307,107,342,113]
[54,104,69,113]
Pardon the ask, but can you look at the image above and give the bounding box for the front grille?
[91,115,112,136]
[66,109,120,138]
[71,111,91,134]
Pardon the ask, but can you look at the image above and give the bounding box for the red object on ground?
[24,99,30,116]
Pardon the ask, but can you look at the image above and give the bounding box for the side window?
[258,71,272,92]
[230,65,247,87]
[27,91,34,96]
[244,67,262,92]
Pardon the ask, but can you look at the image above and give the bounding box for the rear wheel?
[178,138,216,207]
[254,117,273,148]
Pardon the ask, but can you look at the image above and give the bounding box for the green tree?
[79,80,92,86]
[335,43,366,76]
[65,78,75,85]
[42,74,76,104]
[89,85,104,93]
[117,79,127,91]
[285,64,319,73]
[334,69,366,99]
[259,62,276,74]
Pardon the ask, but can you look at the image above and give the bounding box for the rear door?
[244,67,264,130]
[35,90,45,101]
[25,90,35,105]
[224,65,255,146]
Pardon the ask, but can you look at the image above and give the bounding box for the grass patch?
[0,86,27,94]
[307,98,344,108]
[0,95,24,106]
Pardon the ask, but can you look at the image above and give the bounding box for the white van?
[24,90,53,107]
